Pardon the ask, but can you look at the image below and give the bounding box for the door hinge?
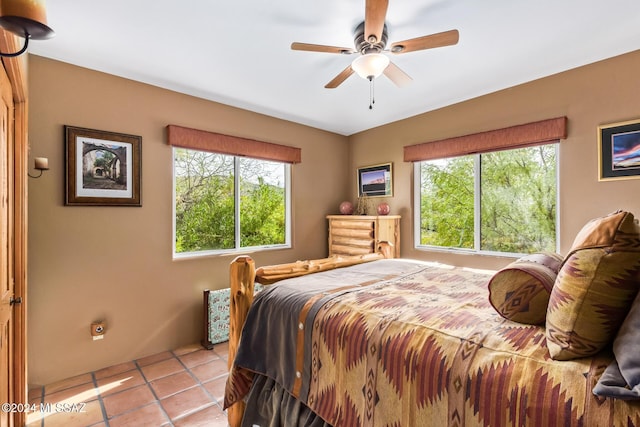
[10,296,22,305]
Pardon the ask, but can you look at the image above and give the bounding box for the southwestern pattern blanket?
[225,259,639,427]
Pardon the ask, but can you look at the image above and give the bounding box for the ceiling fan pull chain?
[369,76,374,109]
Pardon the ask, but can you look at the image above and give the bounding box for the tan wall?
[27,56,350,386]
[350,49,640,270]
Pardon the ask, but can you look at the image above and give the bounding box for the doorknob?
[9,296,22,305]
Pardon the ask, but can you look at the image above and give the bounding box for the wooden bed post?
[228,255,255,427]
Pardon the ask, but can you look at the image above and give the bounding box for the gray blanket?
[593,290,640,399]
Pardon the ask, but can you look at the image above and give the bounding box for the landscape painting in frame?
[357,162,393,197]
[598,119,640,181]
[65,126,142,206]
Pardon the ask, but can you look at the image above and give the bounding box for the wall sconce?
[0,0,54,57]
[28,157,48,178]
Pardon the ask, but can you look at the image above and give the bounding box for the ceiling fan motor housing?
[354,21,388,54]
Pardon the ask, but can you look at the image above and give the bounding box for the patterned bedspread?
[225,259,640,427]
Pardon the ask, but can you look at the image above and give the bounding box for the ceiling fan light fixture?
[351,53,389,80]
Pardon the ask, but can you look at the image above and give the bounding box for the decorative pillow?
[546,210,640,360]
[488,252,563,325]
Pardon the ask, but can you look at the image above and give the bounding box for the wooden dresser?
[327,215,401,258]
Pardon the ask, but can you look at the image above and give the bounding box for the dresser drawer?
[330,219,375,230]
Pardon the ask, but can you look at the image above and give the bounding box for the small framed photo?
[357,162,393,197]
[65,126,142,206]
[598,119,640,181]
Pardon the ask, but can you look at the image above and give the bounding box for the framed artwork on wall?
[65,125,142,206]
[357,162,393,197]
[598,119,640,181]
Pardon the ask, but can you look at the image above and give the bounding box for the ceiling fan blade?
[325,65,355,89]
[383,61,412,87]
[291,42,355,55]
[364,0,389,44]
[390,29,459,54]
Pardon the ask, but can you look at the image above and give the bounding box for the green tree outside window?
[174,148,288,255]
[418,145,557,254]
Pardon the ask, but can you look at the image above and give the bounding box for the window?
[414,144,558,255]
[173,147,291,257]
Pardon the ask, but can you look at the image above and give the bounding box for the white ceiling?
[27,0,640,136]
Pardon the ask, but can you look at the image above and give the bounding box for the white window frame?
[413,145,560,257]
[172,148,292,259]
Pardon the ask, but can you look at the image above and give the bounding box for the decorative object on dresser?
[327,214,400,258]
[354,195,370,215]
[338,200,354,215]
[376,201,390,215]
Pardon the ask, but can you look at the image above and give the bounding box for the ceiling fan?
[291,0,459,90]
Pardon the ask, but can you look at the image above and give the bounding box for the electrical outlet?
[91,321,106,339]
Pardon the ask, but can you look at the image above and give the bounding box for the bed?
[223,211,640,427]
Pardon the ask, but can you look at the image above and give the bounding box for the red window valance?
[403,117,567,162]
[167,125,302,164]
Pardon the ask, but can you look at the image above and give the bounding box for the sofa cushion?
[546,210,640,360]
[488,252,563,325]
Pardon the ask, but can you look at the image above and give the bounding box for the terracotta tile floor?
[26,342,230,427]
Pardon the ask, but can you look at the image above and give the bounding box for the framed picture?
[65,126,142,206]
[598,119,640,181]
[357,162,393,197]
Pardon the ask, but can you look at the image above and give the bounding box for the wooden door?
[0,62,15,427]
